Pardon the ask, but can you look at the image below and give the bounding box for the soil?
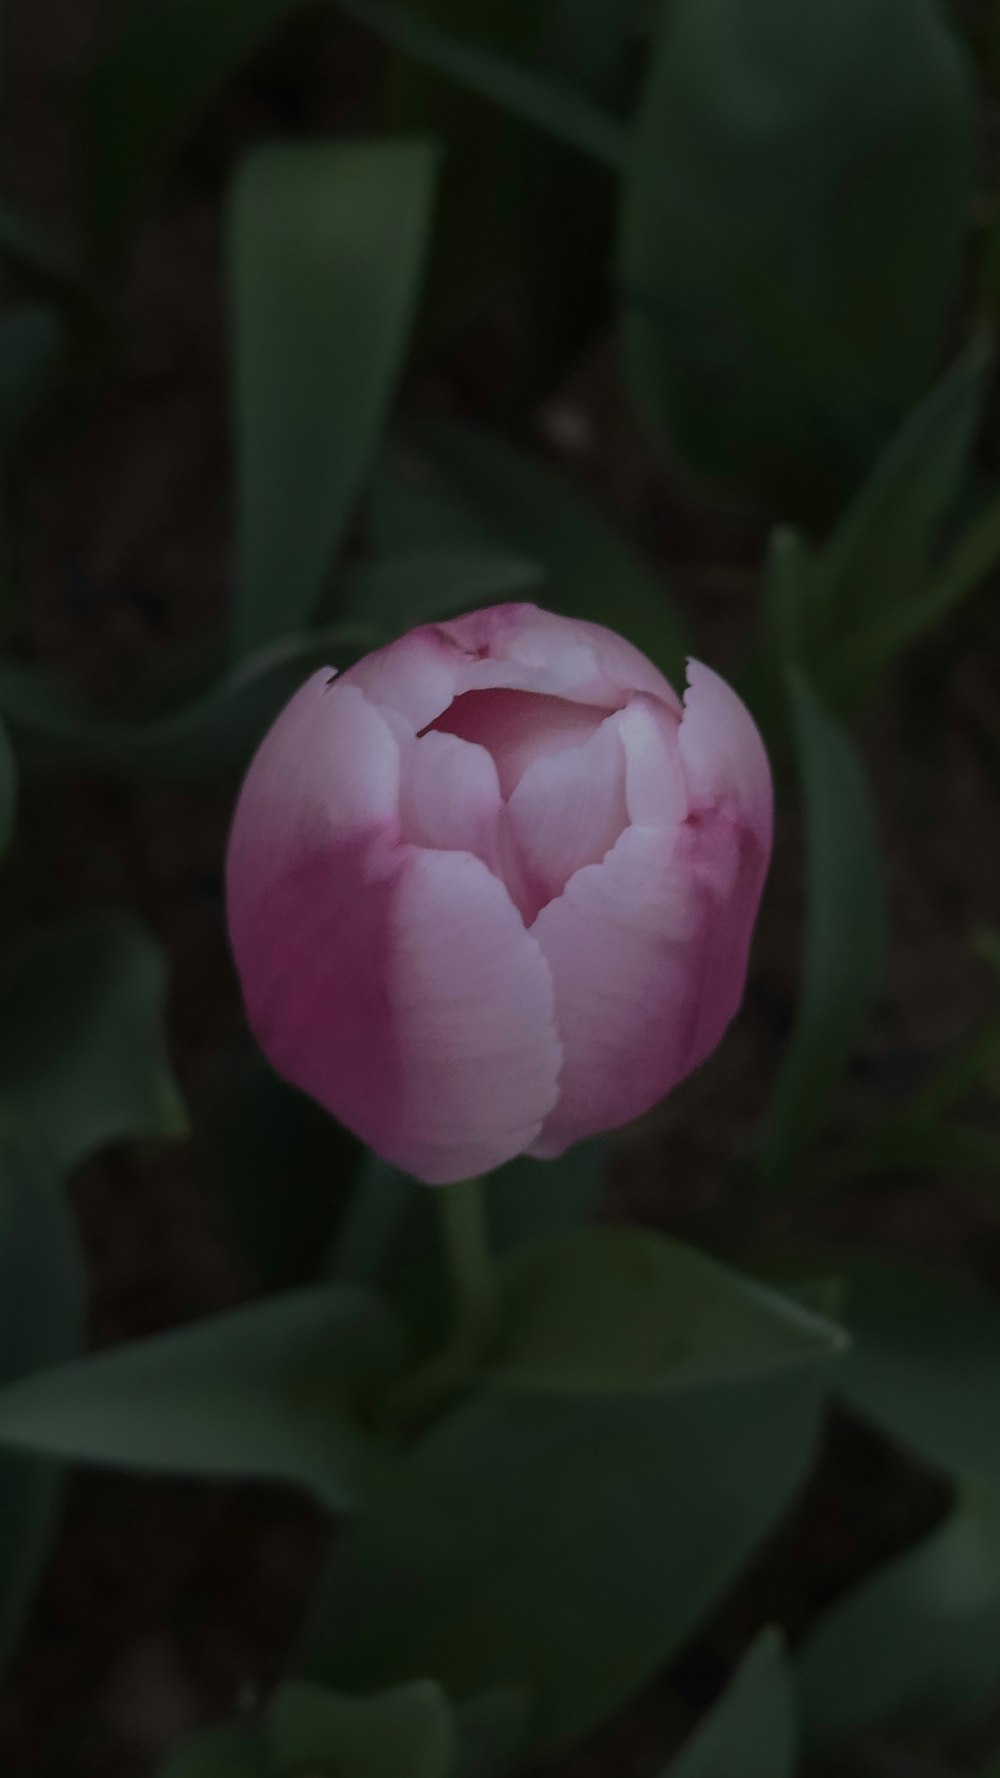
[0,3,999,1776]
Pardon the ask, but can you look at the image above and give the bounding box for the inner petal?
[426,688,612,799]
[399,729,502,869]
[501,712,630,924]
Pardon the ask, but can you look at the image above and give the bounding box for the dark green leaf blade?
[0,912,186,1175]
[0,1284,402,1509]
[756,678,886,1189]
[798,1481,1000,1737]
[231,139,438,656]
[660,1629,796,1777]
[155,1722,271,1778]
[268,1679,453,1778]
[620,0,973,521]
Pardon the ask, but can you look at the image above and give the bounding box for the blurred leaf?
[0,912,185,1175]
[269,1679,453,1777]
[756,677,886,1189]
[197,1056,361,1294]
[337,0,627,169]
[660,1630,796,1777]
[0,1121,85,1676]
[85,0,307,260]
[0,307,65,457]
[0,715,16,858]
[489,1230,846,1394]
[621,0,973,522]
[818,338,993,700]
[299,1364,831,1751]
[0,205,104,322]
[156,1723,270,1778]
[453,1687,530,1778]
[346,548,543,632]
[798,1480,1000,1737]
[0,622,379,778]
[230,139,438,657]
[484,1140,607,1260]
[376,425,687,681]
[301,1237,839,1747]
[0,1283,402,1509]
[835,1257,1000,1489]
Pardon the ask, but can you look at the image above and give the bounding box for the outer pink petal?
[527,824,704,1155]
[504,714,628,921]
[386,850,561,1182]
[226,672,408,1152]
[617,693,687,827]
[679,660,773,837]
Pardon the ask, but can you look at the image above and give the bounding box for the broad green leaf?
[489,1229,846,1394]
[834,1257,1000,1488]
[375,425,687,681]
[818,338,992,699]
[337,0,626,170]
[0,1121,85,1675]
[0,1283,402,1509]
[0,912,185,1175]
[798,1481,1000,1736]
[0,622,378,779]
[298,1366,830,1750]
[621,0,973,522]
[660,1630,796,1777]
[453,1687,530,1778]
[346,548,543,632]
[756,678,886,1189]
[268,1679,453,1778]
[85,0,307,260]
[196,1056,361,1294]
[156,1722,270,1778]
[231,140,438,656]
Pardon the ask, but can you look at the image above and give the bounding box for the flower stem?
[438,1175,495,1352]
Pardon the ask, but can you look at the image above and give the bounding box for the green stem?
[438,1175,495,1351]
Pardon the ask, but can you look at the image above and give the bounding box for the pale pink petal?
[503,714,629,922]
[225,673,408,1153]
[438,603,682,712]
[680,660,773,837]
[386,850,561,1183]
[528,824,704,1155]
[399,730,502,867]
[430,688,607,797]
[617,693,688,827]
[340,628,461,732]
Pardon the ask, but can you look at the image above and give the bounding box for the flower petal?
[387,850,561,1182]
[618,693,687,827]
[680,660,773,836]
[503,714,629,922]
[438,603,682,712]
[430,688,607,798]
[399,730,502,866]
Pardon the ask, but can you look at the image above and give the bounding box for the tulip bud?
[226,604,772,1184]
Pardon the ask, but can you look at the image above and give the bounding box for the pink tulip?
[226,604,772,1184]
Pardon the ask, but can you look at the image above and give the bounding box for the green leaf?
[196,1056,361,1294]
[298,1367,830,1751]
[0,912,185,1175]
[489,1229,846,1394]
[155,1722,271,1778]
[85,0,308,260]
[620,0,973,522]
[453,1687,530,1778]
[798,1480,1000,1737]
[268,1679,454,1778]
[375,424,687,681]
[756,678,886,1189]
[0,307,65,458]
[300,1236,839,1748]
[0,1121,85,1676]
[834,1257,1000,1489]
[819,337,993,699]
[0,622,379,779]
[230,140,438,657]
[0,206,104,323]
[346,548,543,633]
[0,1283,402,1509]
[0,715,16,858]
[337,0,627,170]
[660,1630,796,1777]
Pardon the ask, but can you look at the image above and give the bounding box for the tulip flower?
[226,604,772,1184]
